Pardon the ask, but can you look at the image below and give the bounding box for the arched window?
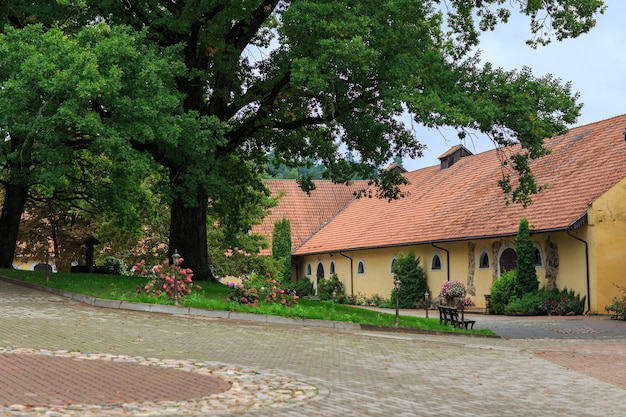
[499,248,517,275]
[329,260,336,275]
[534,243,544,267]
[390,257,397,274]
[431,253,442,271]
[306,263,312,276]
[357,260,365,274]
[316,262,325,285]
[478,250,490,269]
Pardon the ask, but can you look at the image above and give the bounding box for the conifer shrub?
[390,252,429,309]
[515,217,539,297]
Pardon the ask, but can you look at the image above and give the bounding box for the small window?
[478,251,490,269]
[534,243,544,267]
[306,263,312,276]
[357,260,365,274]
[329,260,336,275]
[431,254,442,271]
[390,257,397,274]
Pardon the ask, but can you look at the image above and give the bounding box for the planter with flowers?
[439,280,467,307]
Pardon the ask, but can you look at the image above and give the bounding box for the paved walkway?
[1,279,626,416]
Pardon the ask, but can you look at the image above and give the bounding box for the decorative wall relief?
[544,236,559,290]
[467,242,476,295]
[491,240,505,283]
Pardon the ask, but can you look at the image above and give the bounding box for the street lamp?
[44,240,50,284]
[424,291,430,318]
[394,278,401,326]
[172,249,181,306]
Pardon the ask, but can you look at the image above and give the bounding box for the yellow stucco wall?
[296,230,593,309]
[587,176,626,313]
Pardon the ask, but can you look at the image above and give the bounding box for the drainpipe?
[567,229,591,314]
[340,252,354,297]
[432,243,450,281]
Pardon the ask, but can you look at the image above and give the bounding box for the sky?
[402,0,626,171]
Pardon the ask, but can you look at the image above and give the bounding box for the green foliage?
[605,284,626,320]
[283,277,314,298]
[272,218,292,284]
[97,256,128,276]
[317,273,347,303]
[504,288,585,316]
[0,0,605,276]
[515,218,539,297]
[490,270,519,314]
[391,253,428,309]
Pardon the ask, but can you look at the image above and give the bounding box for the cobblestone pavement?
[1,279,625,416]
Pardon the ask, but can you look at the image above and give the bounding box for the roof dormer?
[438,145,473,169]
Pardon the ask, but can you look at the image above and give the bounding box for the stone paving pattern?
[1,279,626,416]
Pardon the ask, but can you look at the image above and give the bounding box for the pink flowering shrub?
[226,272,298,307]
[440,280,467,299]
[132,258,201,301]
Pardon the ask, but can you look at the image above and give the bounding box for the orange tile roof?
[294,114,626,255]
[252,180,369,256]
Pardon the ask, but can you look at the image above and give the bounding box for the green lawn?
[0,268,494,335]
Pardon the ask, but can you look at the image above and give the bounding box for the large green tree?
[1,0,605,280]
[0,23,182,268]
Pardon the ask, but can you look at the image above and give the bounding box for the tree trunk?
[168,190,216,282]
[0,183,29,268]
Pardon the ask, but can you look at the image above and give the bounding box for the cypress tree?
[272,218,292,284]
[515,217,539,297]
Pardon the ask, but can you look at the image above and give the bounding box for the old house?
[255,115,626,313]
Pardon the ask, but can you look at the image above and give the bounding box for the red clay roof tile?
[294,114,626,255]
[252,180,369,256]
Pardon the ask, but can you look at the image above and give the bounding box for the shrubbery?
[225,272,298,307]
[317,273,347,303]
[349,292,389,306]
[391,252,429,308]
[283,277,314,298]
[504,288,585,316]
[605,284,626,320]
[490,270,518,314]
[132,258,201,300]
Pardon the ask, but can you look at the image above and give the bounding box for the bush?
[98,256,127,275]
[225,272,298,307]
[283,276,314,298]
[391,252,428,308]
[505,288,585,316]
[490,270,518,314]
[317,273,347,302]
[606,284,626,320]
[132,258,200,300]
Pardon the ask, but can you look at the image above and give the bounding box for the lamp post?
[44,240,50,284]
[394,278,401,326]
[424,291,430,318]
[172,249,181,306]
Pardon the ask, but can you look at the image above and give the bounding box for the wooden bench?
[438,305,476,329]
